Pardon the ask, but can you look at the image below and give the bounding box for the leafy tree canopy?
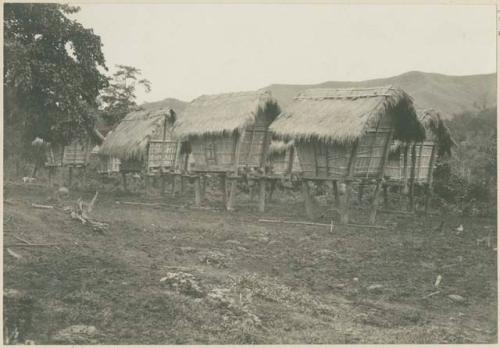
[4,3,109,148]
[98,64,151,125]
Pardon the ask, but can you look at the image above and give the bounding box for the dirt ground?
[3,177,498,344]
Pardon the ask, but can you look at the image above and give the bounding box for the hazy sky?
[72,4,496,103]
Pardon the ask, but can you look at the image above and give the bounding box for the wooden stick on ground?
[5,243,60,247]
[258,219,387,230]
[31,203,54,209]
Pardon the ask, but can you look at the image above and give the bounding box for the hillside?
[141,97,188,113]
[264,71,496,118]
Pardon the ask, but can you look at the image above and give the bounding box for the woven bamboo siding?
[98,156,121,174]
[120,159,143,173]
[63,141,90,166]
[353,130,392,177]
[414,142,435,183]
[385,156,404,180]
[296,131,392,179]
[268,147,302,175]
[385,141,435,183]
[239,113,272,168]
[147,141,179,173]
[190,135,236,172]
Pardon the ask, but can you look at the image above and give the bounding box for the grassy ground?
[3,175,497,344]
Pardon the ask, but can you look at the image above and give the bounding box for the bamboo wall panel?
[63,141,90,166]
[98,156,121,174]
[147,140,178,173]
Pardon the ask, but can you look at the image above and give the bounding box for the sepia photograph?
[3,2,497,345]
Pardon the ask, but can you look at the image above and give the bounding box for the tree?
[99,65,151,125]
[4,3,109,155]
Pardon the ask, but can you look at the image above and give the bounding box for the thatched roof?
[270,86,425,144]
[267,140,294,157]
[417,108,455,156]
[175,90,280,138]
[99,107,177,161]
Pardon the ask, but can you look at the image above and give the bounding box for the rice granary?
[175,90,281,210]
[385,108,455,211]
[99,107,185,191]
[270,86,425,223]
[266,140,301,176]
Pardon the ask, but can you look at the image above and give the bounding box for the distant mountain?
[264,71,496,118]
[141,97,188,113]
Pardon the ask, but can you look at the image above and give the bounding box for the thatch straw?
[267,140,295,157]
[175,90,280,138]
[99,107,177,161]
[270,86,425,144]
[417,108,455,156]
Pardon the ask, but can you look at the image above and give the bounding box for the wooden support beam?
[200,175,207,201]
[170,174,176,195]
[161,175,166,195]
[68,167,73,186]
[332,180,340,207]
[227,131,246,211]
[301,180,318,219]
[194,176,201,206]
[258,178,266,212]
[358,181,364,204]
[268,179,276,203]
[121,172,128,191]
[424,145,437,214]
[340,181,352,224]
[145,175,151,195]
[408,143,417,212]
[383,184,389,209]
[369,130,393,224]
[220,174,228,206]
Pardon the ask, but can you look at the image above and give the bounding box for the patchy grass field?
[3,178,497,344]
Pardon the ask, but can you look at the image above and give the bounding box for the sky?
[72,4,497,103]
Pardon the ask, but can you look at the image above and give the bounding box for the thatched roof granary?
[386,108,455,183]
[270,86,424,180]
[99,107,181,173]
[175,90,280,173]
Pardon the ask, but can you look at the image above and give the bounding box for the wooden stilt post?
[145,175,150,195]
[227,130,246,211]
[161,174,166,195]
[368,180,382,223]
[82,166,87,187]
[48,167,54,186]
[340,181,352,224]
[194,176,201,206]
[249,180,256,201]
[200,175,206,201]
[383,184,389,208]
[258,177,266,212]
[68,167,73,187]
[341,140,360,224]
[301,180,317,219]
[358,181,364,204]
[180,176,185,194]
[332,180,340,207]
[424,145,437,214]
[170,174,176,195]
[227,177,238,211]
[220,174,228,206]
[268,179,276,202]
[369,130,393,224]
[408,143,417,212]
[121,172,127,191]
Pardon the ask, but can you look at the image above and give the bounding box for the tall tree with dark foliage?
[4,3,109,158]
